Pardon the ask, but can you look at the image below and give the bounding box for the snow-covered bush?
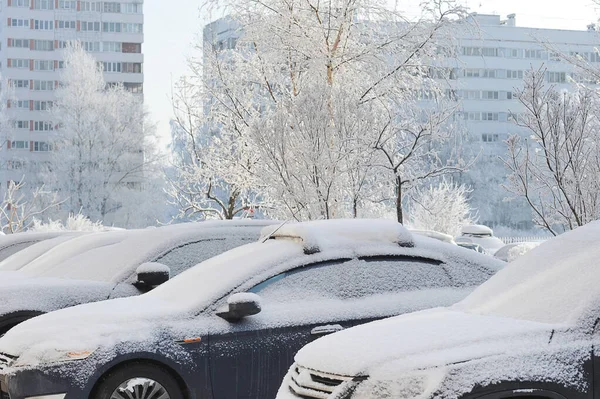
[30,213,107,232]
[407,180,475,237]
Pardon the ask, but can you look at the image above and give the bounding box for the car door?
[208,255,456,399]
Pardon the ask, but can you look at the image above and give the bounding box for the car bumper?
[0,363,92,399]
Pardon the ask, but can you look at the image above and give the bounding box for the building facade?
[448,14,598,230]
[202,13,599,230]
[0,0,144,195]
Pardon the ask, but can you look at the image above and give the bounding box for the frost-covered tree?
[45,44,160,226]
[504,68,600,235]
[166,77,268,220]
[196,0,466,221]
[0,179,62,234]
[407,179,475,237]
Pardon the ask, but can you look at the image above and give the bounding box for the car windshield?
[19,225,265,282]
[147,239,305,311]
[456,221,600,325]
[0,241,40,262]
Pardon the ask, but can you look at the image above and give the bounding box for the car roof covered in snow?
[456,220,600,324]
[19,220,276,283]
[410,229,456,244]
[261,219,414,253]
[460,224,494,236]
[0,231,88,263]
[148,219,503,312]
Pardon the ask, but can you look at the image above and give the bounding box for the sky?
[143,0,600,149]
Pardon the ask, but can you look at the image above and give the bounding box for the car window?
[153,237,257,277]
[443,261,494,287]
[0,241,40,262]
[249,256,450,302]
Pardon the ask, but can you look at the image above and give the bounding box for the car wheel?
[93,362,184,399]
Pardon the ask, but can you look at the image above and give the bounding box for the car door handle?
[311,324,344,336]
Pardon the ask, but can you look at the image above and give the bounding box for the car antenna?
[261,220,289,243]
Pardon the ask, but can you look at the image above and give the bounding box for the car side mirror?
[217,293,262,322]
[135,262,170,289]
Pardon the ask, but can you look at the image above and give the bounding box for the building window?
[506,70,524,79]
[82,41,101,52]
[9,39,30,48]
[34,60,54,71]
[33,0,54,9]
[57,20,76,30]
[524,49,547,59]
[33,121,54,131]
[33,40,54,51]
[482,133,499,143]
[103,2,121,12]
[33,20,54,30]
[102,41,122,52]
[122,42,141,53]
[547,71,567,83]
[33,80,55,91]
[58,0,76,9]
[482,91,499,100]
[482,112,499,121]
[81,21,101,32]
[103,62,122,73]
[13,121,30,129]
[10,141,29,150]
[124,82,143,93]
[11,100,29,109]
[505,48,523,58]
[9,18,29,27]
[122,23,143,33]
[33,101,53,111]
[122,3,142,13]
[80,1,102,11]
[122,62,142,73]
[12,0,30,7]
[9,59,29,69]
[10,80,29,89]
[33,141,52,152]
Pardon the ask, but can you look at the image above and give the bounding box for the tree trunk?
[396,177,403,224]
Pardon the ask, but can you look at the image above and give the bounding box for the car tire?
[93,362,185,399]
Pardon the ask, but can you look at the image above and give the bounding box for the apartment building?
[202,14,599,230]
[0,0,144,196]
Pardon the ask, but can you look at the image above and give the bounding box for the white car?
[455,224,505,255]
[494,241,542,262]
[277,220,599,399]
[0,220,274,335]
[0,231,87,263]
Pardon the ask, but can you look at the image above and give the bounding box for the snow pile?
[227,292,262,305]
[457,220,600,324]
[261,219,414,253]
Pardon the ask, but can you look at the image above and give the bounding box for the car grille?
[289,365,353,399]
[0,353,15,372]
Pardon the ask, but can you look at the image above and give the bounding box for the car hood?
[294,308,556,377]
[0,274,114,317]
[0,295,187,365]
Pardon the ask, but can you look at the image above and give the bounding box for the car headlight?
[14,348,96,368]
[350,369,446,399]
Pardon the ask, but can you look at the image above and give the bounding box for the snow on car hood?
[0,273,114,317]
[294,308,555,377]
[0,295,185,365]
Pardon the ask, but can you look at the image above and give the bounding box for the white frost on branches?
[503,68,600,234]
[407,179,475,237]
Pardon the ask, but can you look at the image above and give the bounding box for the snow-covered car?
[494,241,542,262]
[0,231,85,263]
[455,224,505,255]
[456,242,487,254]
[0,219,503,399]
[277,220,600,399]
[0,220,274,335]
[410,229,456,244]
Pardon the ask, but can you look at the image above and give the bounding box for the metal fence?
[498,236,549,244]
